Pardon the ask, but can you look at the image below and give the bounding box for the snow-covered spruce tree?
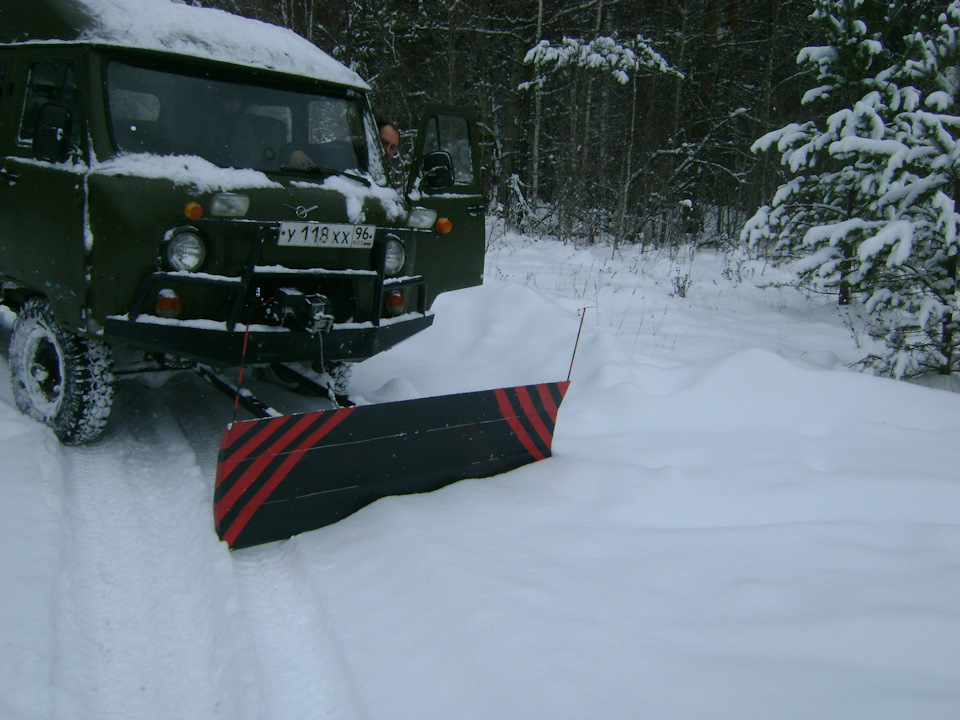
[741,0,900,306]
[744,0,960,378]
[853,1,960,377]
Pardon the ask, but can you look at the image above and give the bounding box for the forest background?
[191,0,956,378]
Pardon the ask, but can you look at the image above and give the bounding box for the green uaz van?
[0,0,485,443]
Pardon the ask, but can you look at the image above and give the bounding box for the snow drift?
[1,227,958,720]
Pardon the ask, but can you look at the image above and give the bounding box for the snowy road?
[2,236,959,719]
[0,355,263,718]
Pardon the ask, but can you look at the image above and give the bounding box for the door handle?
[0,168,19,186]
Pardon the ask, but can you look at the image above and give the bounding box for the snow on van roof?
[10,0,369,90]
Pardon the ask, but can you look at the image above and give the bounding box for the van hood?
[89,153,407,225]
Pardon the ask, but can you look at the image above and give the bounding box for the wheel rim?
[21,328,64,415]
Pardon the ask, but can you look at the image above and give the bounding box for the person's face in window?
[379,124,399,159]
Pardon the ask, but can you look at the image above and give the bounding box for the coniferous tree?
[744,0,960,377]
[852,1,960,376]
[742,0,898,305]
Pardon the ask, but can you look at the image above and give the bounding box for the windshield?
[105,60,383,180]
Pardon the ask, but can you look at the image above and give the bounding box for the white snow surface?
[91,153,282,193]
[68,0,367,89]
[1,223,959,719]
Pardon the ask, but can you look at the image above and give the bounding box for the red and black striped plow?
[214,381,569,549]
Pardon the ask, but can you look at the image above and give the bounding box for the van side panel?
[6,158,87,324]
[84,174,163,322]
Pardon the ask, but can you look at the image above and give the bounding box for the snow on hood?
[310,176,408,224]
[91,153,282,193]
[92,154,408,221]
[73,0,368,89]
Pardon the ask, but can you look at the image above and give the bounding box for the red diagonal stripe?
[536,383,560,421]
[215,413,319,523]
[222,407,356,547]
[494,388,544,462]
[217,416,291,488]
[515,385,555,450]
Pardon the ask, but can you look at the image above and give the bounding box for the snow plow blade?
[214,381,569,549]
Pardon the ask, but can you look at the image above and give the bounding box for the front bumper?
[103,227,433,367]
[104,309,433,366]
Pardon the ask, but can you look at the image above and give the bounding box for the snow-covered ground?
[1,223,958,720]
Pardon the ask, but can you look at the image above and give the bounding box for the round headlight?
[383,237,405,276]
[165,231,206,272]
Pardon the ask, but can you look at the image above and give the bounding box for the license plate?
[278,222,375,248]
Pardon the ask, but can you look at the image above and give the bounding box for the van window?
[110,88,161,123]
[105,60,375,175]
[422,114,475,185]
[308,96,364,145]
[19,61,79,145]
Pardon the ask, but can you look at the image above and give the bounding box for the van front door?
[0,49,20,279]
[407,105,485,307]
[2,54,87,325]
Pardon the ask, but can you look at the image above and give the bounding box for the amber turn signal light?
[156,289,182,319]
[435,217,453,233]
[184,201,203,220]
[385,291,406,316]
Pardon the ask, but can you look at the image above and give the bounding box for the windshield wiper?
[279,164,371,187]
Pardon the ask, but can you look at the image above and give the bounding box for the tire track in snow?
[48,378,267,719]
[0,413,69,720]
[160,371,368,719]
[2,314,360,719]
[0,320,71,720]
[231,538,370,720]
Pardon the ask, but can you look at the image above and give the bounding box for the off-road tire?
[9,297,115,445]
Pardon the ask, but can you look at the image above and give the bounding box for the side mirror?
[421,151,455,192]
[34,103,73,162]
